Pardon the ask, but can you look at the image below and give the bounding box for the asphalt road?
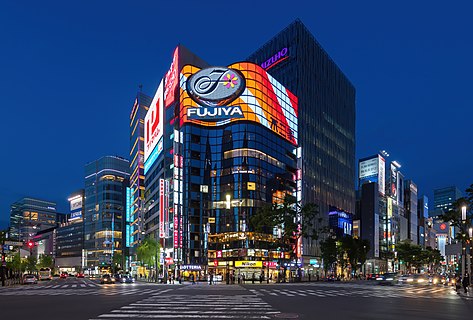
[0,278,471,320]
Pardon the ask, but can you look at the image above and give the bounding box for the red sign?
[173,211,179,248]
[213,260,218,267]
[164,47,179,108]
[263,261,277,268]
[216,250,222,258]
[159,179,165,238]
[165,257,174,265]
[440,223,447,231]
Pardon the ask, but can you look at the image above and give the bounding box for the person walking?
[462,273,470,294]
[209,272,213,285]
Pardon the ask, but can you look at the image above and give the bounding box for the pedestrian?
[455,275,462,293]
[252,272,255,284]
[209,273,213,285]
[462,273,470,294]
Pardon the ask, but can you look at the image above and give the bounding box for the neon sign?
[261,47,288,70]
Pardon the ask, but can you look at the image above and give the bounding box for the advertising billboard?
[144,79,164,163]
[180,62,298,145]
[359,157,378,179]
[68,195,82,222]
[390,163,397,200]
[164,47,179,108]
[378,156,385,195]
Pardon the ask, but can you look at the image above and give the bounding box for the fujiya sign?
[187,67,245,121]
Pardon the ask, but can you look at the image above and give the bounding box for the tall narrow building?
[127,92,152,273]
[84,156,129,273]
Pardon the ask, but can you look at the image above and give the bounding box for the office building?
[55,190,85,273]
[9,197,58,244]
[84,156,129,272]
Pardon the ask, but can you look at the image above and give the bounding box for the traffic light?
[27,241,34,248]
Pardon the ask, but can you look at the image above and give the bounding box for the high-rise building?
[404,180,418,244]
[127,92,152,268]
[84,156,129,272]
[417,195,429,247]
[433,186,463,215]
[247,20,356,258]
[140,20,355,279]
[9,197,58,244]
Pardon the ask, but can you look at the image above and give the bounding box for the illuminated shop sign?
[261,47,289,70]
[235,261,263,268]
[159,179,165,238]
[180,62,298,145]
[144,79,164,162]
[180,265,202,271]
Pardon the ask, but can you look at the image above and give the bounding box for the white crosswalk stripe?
[90,291,279,319]
[248,285,459,299]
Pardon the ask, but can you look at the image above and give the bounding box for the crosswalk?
[90,290,280,319]
[247,285,458,299]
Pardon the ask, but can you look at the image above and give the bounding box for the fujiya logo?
[186,67,245,121]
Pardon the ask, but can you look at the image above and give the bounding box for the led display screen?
[144,79,164,163]
[179,62,298,145]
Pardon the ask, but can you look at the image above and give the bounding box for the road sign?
[4,241,22,246]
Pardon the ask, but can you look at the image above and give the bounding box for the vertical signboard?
[164,47,179,108]
[144,80,164,163]
[159,179,165,239]
[390,163,398,200]
[378,156,385,195]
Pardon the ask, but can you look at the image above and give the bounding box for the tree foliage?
[38,254,54,269]
[320,237,338,273]
[249,195,322,260]
[396,240,443,272]
[339,236,371,274]
[136,237,161,270]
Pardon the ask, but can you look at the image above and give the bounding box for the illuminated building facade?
[142,44,300,280]
[84,156,129,271]
[9,197,58,243]
[127,92,151,271]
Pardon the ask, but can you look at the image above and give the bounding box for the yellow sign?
[247,182,256,190]
[208,217,216,223]
[387,198,393,218]
[235,261,263,268]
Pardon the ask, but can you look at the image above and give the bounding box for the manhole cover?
[273,313,299,319]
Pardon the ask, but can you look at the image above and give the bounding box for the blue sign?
[144,137,163,174]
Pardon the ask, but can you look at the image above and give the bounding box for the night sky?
[1,1,472,227]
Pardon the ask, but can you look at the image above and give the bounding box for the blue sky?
[1,0,472,226]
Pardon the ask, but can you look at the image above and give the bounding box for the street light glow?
[461,206,467,221]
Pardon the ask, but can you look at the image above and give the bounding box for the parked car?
[23,274,37,285]
[100,274,116,284]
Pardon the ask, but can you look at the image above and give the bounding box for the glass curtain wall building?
[142,44,301,281]
[84,156,129,272]
[247,20,356,259]
[9,197,57,243]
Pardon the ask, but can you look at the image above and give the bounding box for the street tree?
[137,237,161,280]
[38,254,54,269]
[320,237,338,274]
[25,255,37,273]
[250,195,321,261]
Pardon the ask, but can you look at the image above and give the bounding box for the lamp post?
[225,194,231,285]
[461,206,467,279]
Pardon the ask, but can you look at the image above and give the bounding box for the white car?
[23,274,37,285]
